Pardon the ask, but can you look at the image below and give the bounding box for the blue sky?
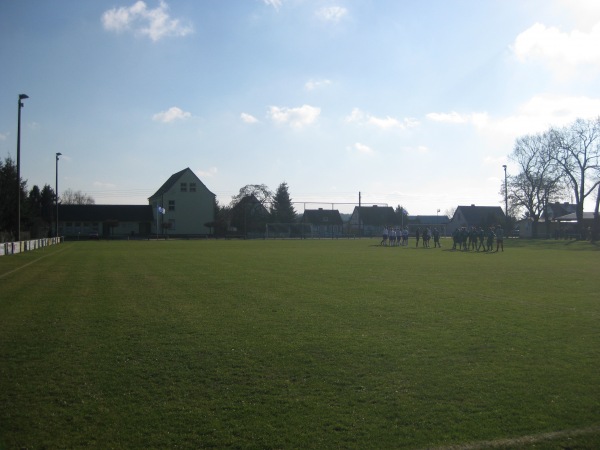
[1,0,599,215]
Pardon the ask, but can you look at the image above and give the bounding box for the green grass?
[1,238,599,449]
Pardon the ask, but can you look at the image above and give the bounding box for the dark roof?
[546,202,577,219]
[58,205,154,222]
[453,205,505,225]
[148,167,214,199]
[230,194,270,215]
[408,215,449,224]
[555,212,595,221]
[353,206,398,226]
[302,209,343,225]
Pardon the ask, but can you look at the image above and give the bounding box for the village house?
[301,208,344,237]
[58,168,215,239]
[148,168,216,236]
[407,215,450,236]
[57,204,153,238]
[447,205,506,235]
[348,205,398,237]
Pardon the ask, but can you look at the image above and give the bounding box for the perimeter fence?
[0,237,62,256]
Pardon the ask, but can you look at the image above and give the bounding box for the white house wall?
[151,170,215,235]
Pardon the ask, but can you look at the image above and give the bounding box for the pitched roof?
[353,206,398,226]
[58,205,154,222]
[230,194,270,215]
[302,209,343,225]
[555,212,595,221]
[546,202,577,219]
[453,205,505,225]
[408,215,449,224]
[148,167,214,199]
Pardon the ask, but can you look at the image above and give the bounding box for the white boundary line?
[430,425,600,449]
[0,245,69,280]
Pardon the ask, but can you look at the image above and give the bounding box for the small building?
[348,205,398,237]
[301,208,344,237]
[148,168,216,236]
[227,194,271,237]
[515,203,582,238]
[545,202,577,220]
[447,205,505,234]
[554,212,595,239]
[408,215,449,236]
[58,205,153,238]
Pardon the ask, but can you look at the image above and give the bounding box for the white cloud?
[427,95,600,138]
[426,111,468,124]
[346,107,419,130]
[427,111,489,128]
[152,106,191,123]
[345,107,365,123]
[93,181,118,189]
[305,78,332,91]
[102,1,193,42]
[267,104,321,128]
[241,113,259,124]
[0,132,7,141]
[316,6,348,22]
[512,22,600,69]
[493,94,600,135]
[196,167,218,178]
[557,0,600,29]
[263,0,282,11]
[352,142,374,154]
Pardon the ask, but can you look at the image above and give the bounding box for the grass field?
[1,238,599,449]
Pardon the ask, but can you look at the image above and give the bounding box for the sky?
[1,0,599,216]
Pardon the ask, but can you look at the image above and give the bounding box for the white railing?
[0,237,62,256]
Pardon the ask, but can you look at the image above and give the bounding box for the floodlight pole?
[16,94,29,242]
[55,152,62,238]
[503,164,508,226]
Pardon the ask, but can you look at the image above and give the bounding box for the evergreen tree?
[25,184,56,238]
[395,205,409,227]
[271,182,296,223]
[0,157,28,238]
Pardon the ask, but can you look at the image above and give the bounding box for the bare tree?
[230,184,272,208]
[61,188,95,205]
[549,117,600,236]
[444,207,456,220]
[508,132,563,237]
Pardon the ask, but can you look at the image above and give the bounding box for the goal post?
[265,223,312,239]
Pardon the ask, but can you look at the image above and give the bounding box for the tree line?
[0,157,94,241]
[505,117,600,239]
[210,182,298,236]
[210,181,411,237]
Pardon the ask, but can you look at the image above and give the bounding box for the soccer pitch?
[1,239,599,449]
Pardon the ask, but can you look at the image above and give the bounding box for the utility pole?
[358,191,361,237]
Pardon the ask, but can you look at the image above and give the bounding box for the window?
[169,219,176,231]
[168,200,175,211]
[189,183,196,192]
[180,183,187,192]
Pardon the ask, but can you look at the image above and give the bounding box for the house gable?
[449,205,505,233]
[148,167,215,201]
[302,209,343,226]
[349,206,398,227]
[148,168,216,235]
